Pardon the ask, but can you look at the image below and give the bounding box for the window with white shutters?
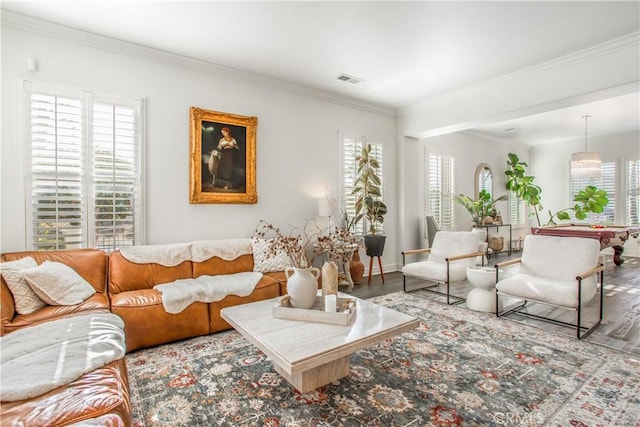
[92,102,140,250]
[27,82,144,251]
[427,152,455,230]
[509,191,527,227]
[627,160,639,226]
[341,134,384,235]
[30,93,85,250]
[570,161,615,223]
[477,167,492,197]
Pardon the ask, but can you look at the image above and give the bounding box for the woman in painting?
[216,127,239,189]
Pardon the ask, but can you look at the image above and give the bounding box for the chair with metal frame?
[495,234,604,339]
[401,231,485,305]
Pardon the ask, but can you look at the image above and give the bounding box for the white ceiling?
[3,1,639,143]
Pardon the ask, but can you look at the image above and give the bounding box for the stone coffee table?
[220,294,419,393]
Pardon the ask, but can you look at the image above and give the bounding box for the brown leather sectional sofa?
[1,244,290,427]
[1,249,131,427]
[108,250,282,352]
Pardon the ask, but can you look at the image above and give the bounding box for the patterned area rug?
[127,292,640,426]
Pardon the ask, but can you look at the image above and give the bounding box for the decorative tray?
[273,295,357,326]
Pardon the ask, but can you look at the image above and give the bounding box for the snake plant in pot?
[351,144,387,256]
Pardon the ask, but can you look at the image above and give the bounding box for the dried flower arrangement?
[254,219,359,269]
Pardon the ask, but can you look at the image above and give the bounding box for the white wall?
[0,22,398,273]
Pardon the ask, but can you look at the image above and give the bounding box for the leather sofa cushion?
[264,271,287,295]
[110,289,210,353]
[1,358,131,427]
[193,253,254,277]
[1,249,107,292]
[2,295,110,335]
[108,251,192,294]
[209,275,280,332]
[1,249,109,335]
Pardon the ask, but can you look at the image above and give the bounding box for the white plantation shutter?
[509,192,527,227]
[570,161,615,223]
[478,168,492,197]
[27,81,144,251]
[30,93,85,250]
[427,153,455,230]
[627,160,639,226]
[92,102,140,249]
[341,134,384,235]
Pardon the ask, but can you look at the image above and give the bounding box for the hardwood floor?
[345,252,640,355]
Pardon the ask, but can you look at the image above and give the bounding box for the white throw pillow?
[0,257,47,315]
[251,237,293,273]
[22,261,96,306]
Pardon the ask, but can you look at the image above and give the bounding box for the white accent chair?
[495,235,604,339]
[402,231,485,305]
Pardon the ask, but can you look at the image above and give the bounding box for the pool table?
[531,224,640,266]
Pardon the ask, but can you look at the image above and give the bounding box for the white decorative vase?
[321,261,338,298]
[285,267,320,309]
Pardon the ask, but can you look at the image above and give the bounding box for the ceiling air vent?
[337,73,363,84]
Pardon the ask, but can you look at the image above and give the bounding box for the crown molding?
[1,10,397,118]
[400,31,640,118]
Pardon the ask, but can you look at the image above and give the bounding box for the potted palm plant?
[455,190,508,229]
[351,144,388,256]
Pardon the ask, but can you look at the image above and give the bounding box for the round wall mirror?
[475,163,493,199]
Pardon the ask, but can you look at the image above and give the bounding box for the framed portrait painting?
[189,107,257,204]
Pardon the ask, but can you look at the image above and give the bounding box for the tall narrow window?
[427,152,455,230]
[30,93,85,250]
[477,167,492,197]
[627,160,639,226]
[341,134,384,235]
[92,102,140,250]
[570,161,615,223]
[27,82,144,251]
[509,192,527,227]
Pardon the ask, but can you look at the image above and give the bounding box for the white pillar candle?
[324,294,337,312]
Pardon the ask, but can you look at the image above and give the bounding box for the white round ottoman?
[466,266,503,312]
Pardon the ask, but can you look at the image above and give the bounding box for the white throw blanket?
[154,272,263,314]
[0,313,126,402]
[119,239,252,266]
[191,239,252,262]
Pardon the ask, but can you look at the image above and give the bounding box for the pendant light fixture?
[570,115,601,179]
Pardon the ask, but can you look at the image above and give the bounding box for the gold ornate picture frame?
[189,107,257,204]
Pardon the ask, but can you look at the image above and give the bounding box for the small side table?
[466,266,503,312]
[482,223,512,259]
